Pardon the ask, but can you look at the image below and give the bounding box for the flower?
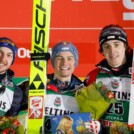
[75,81,116,120]
[0,116,22,134]
[93,81,116,103]
[128,124,134,132]
[110,121,133,134]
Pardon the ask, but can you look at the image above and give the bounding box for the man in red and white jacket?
[84,24,133,134]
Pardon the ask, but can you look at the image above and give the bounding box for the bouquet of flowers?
[110,121,134,134]
[75,81,116,120]
[0,116,24,134]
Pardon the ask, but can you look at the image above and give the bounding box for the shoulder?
[47,73,54,81]
[71,74,83,84]
[7,69,14,79]
[84,68,100,86]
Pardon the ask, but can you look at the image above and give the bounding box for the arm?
[18,80,29,111]
[84,68,100,86]
[6,85,23,116]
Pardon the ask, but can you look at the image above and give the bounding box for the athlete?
[0,37,23,116]
[84,24,133,133]
[44,42,83,134]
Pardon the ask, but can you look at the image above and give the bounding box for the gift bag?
[75,81,116,120]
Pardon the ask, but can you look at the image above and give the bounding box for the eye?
[55,56,62,61]
[114,43,119,47]
[68,57,74,61]
[103,44,110,50]
[8,54,13,58]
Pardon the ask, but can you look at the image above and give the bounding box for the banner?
[0,0,134,77]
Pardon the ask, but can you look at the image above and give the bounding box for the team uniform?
[44,73,83,134]
[0,69,23,116]
[84,52,132,133]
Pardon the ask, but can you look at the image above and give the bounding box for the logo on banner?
[28,96,43,119]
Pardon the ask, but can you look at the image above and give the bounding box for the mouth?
[60,67,70,70]
[109,55,118,60]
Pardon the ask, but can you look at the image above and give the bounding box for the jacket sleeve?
[6,85,23,116]
[84,68,100,86]
[18,80,29,111]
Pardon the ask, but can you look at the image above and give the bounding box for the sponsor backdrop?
[0,0,134,78]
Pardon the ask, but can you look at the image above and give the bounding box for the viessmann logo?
[17,48,31,58]
[52,0,134,21]
[122,0,134,21]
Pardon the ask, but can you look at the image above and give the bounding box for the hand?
[84,120,101,134]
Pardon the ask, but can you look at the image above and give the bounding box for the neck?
[109,56,126,68]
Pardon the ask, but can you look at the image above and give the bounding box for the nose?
[62,58,68,65]
[109,45,115,54]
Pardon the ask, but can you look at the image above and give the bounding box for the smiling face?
[0,47,13,74]
[53,51,75,81]
[64,119,72,131]
[102,40,126,68]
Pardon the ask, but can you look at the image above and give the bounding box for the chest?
[0,86,14,115]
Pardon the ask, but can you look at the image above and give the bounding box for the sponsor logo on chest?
[111,79,119,89]
[54,97,61,107]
